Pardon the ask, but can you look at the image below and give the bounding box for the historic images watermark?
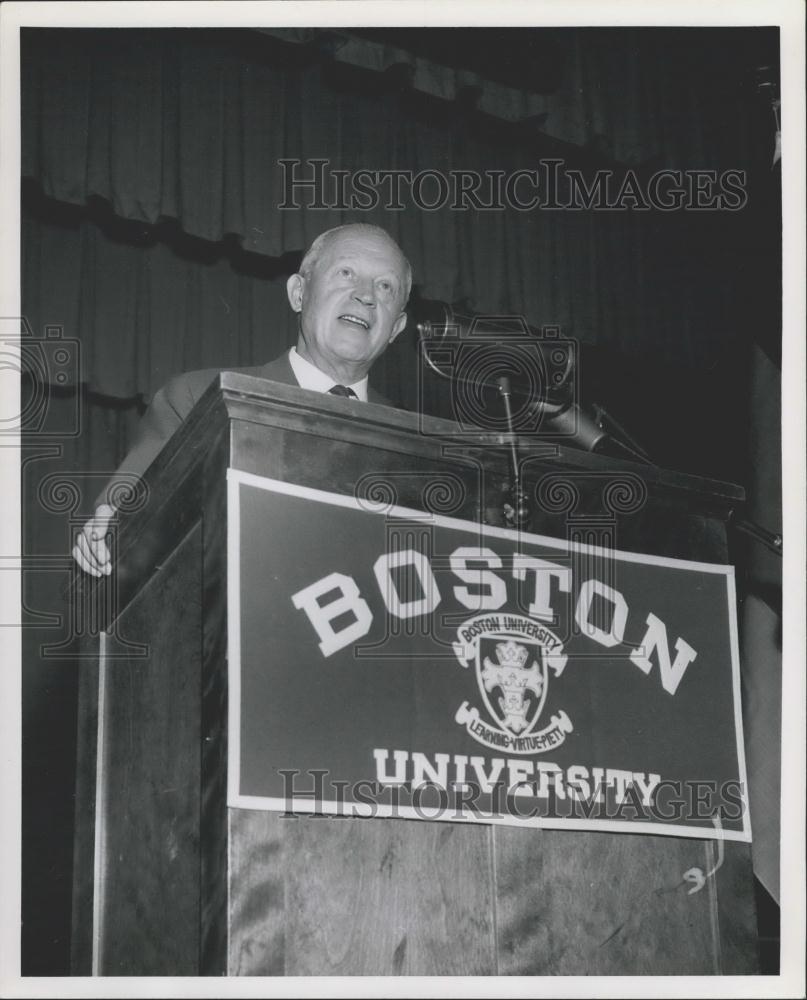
[277,767,748,826]
[6,316,150,656]
[278,158,748,213]
[414,313,578,439]
[1,317,82,439]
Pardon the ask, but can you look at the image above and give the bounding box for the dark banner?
[227,471,750,841]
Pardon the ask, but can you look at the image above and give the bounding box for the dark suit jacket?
[96,352,392,508]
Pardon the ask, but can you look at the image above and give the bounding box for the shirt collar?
[288,347,368,402]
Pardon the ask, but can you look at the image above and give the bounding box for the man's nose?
[353,278,376,306]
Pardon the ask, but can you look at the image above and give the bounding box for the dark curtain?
[22,28,775,378]
[21,201,299,401]
[19,26,782,973]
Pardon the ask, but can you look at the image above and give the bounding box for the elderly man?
[73,222,412,577]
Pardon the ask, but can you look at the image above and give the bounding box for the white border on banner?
[225,467,751,843]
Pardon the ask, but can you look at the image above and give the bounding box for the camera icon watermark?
[0,316,82,437]
[416,311,580,439]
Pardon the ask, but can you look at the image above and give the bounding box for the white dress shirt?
[288,347,368,401]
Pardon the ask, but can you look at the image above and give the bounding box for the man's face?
[287,230,408,383]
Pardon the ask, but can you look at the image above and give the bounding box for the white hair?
[299,224,412,305]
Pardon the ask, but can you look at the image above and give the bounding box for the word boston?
[228,472,750,841]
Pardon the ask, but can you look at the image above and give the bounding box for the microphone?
[415,302,575,413]
[415,301,650,461]
[527,398,609,452]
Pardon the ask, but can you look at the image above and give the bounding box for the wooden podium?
[71,374,759,976]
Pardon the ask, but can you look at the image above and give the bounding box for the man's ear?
[286,273,304,313]
[389,311,408,344]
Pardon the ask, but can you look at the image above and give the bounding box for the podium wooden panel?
[71,374,759,975]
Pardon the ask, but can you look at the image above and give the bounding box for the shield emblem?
[476,635,548,736]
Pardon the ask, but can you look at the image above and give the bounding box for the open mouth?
[338,314,371,330]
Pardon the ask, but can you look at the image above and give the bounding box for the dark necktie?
[328,384,357,398]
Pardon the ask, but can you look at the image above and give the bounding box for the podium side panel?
[70,640,100,975]
[95,524,203,975]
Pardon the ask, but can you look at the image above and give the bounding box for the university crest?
[479,637,547,735]
[452,613,573,754]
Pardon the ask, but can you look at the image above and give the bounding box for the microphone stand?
[496,376,531,526]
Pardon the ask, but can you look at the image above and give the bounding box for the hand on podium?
[73,504,115,577]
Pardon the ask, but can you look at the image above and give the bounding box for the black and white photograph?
[1,1,804,995]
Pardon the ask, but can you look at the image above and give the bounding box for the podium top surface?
[212,371,744,507]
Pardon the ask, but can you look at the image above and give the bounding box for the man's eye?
[378,280,392,292]
[338,267,353,278]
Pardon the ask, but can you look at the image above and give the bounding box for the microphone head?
[415,303,576,403]
[543,403,609,452]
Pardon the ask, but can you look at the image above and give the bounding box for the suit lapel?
[255,352,299,387]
